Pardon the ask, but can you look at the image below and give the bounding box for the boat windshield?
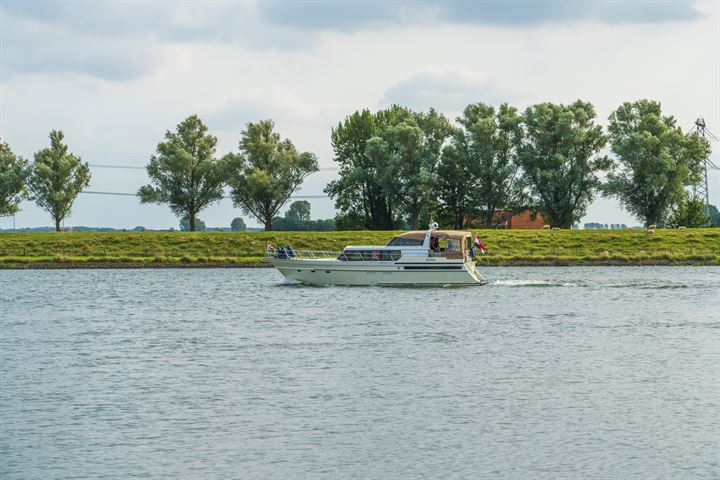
[385,237,424,247]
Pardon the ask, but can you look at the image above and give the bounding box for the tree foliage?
[708,204,720,228]
[0,140,28,217]
[271,216,335,231]
[285,200,311,222]
[326,106,451,230]
[324,108,399,230]
[224,120,318,231]
[27,131,91,231]
[180,216,206,231]
[667,195,710,228]
[517,101,609,228]
[605,100,711,227]
[439,103,524,228]
[375,108,452,228]
[271,199,335,230]
[138,115,224,232]
[230,217,247,231]
[436,134,476,229]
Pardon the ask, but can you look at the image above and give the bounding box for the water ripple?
[1,266,718,480]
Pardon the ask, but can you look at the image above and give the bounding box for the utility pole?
[692,117,710,207]
[689,117,718,214]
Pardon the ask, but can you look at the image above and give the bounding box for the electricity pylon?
[689,117,719,209]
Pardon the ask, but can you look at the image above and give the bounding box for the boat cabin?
[339,230,474,262]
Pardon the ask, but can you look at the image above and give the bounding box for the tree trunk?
[483,210,495,230]
[264,218,273,231]
[453,212,464,230]
[189,214,196,232]
[552,217,570,229]
[55,218,61,232]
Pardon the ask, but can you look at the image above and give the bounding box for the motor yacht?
[265,224,487,286]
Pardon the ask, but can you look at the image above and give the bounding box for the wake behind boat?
[265,224,487,286]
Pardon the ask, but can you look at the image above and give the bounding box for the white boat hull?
[268,258,487,286]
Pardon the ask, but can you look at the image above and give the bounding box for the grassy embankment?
[0,229,718,268]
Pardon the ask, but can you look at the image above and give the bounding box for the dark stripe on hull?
[402,265,463,270]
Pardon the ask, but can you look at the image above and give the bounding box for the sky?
[1,0,718,230]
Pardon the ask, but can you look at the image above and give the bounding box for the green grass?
[0,229,718,267]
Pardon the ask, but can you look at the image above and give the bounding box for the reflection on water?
[1,267,718,479]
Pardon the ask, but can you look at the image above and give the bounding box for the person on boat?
[266,242,274,255]
[277,246,287,259]
[286,246,295,258]
[430,237,440,252]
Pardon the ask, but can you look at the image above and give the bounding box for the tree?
[377,108,452,229]
[27,131,91,231]
[0,140,28,217]
[517,101,609,228]
[224,120,318,231]
[324,109,398,230]
[230,217,247,231]
[605,100,711,227]
[285,200,311,222]
[457,103,524,228]
[708,204,720,227]
[436,130,476,229]
[667,195,710,228]
[326,106,450,230]
[180,216,206,231]
[138,115,224,232]
[271,215,335,231]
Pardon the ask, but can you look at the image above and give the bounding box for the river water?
[1,267,718,479]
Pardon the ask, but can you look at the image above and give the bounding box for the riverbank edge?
[2,258,718,269]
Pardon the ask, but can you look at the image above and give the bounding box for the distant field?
[0,229,718,268]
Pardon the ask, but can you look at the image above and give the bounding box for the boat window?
[339,250,402,261]
[386,237,424,247]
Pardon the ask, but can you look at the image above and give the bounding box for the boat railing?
[265,249,402,262]
[266,249,340,260]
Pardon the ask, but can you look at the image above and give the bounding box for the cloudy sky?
[1,0,718,229]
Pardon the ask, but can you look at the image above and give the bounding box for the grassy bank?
[0,229,718,268]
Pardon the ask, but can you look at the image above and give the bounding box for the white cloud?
[380,69,513,115]
[0,1,717,229]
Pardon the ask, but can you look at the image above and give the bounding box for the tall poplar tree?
[324,108,400,230]
[27,131,90,231]
[605,100,710,227]
[224,120,318,231]
[379,108,452,229]
[0,140,28,217]
[437,131,476,229]
[458,103,524,228]
[138,115,225,231]
[517,101,609,228]
[326,106,451,230]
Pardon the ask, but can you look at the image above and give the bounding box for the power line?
[88,164,146,170]
[87,163,340,171]
[81,190,331,199]
[83,191,138,196]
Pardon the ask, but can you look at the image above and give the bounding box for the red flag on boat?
[474,235,487,254]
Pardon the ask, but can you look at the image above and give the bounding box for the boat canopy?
[395,230,472,241]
